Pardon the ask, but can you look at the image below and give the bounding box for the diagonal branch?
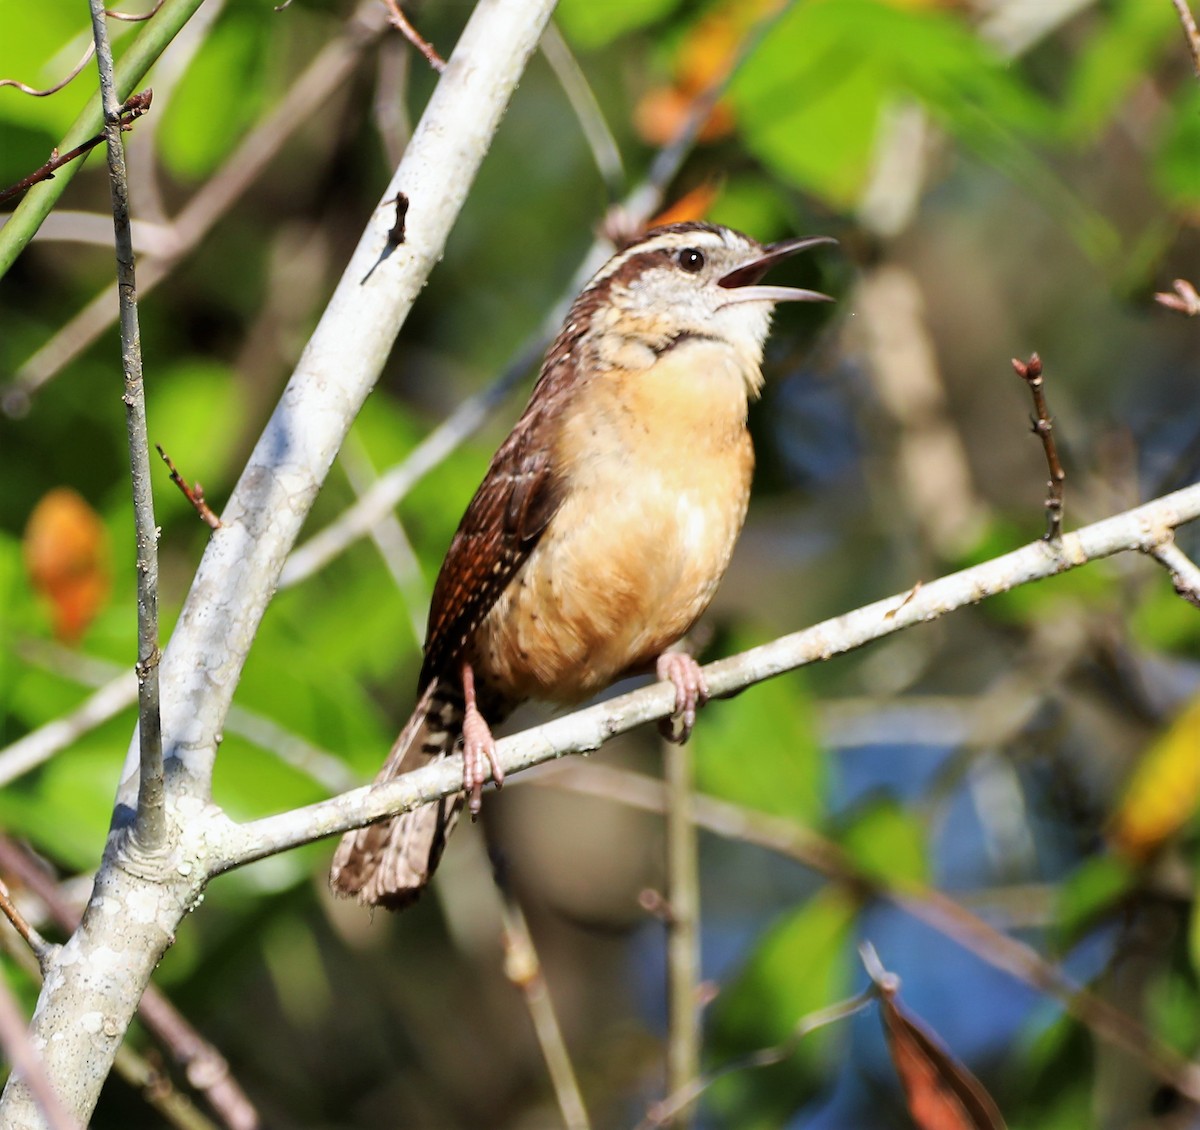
[0,3,560,1126]
[213,479,1200,872]
[1145,534,1200,608]
[118,0,560,811]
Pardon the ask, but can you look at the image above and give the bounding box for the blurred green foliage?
[2,0,1200,1126]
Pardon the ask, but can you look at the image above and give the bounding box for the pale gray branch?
[0,3,558,1124]
[122,0,559,808]
[0,976,79,1130]
[213,480,1200,870]
[1146,535,1200,609]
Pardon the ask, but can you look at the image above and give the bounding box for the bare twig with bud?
[1012,353,1066,540]
[1155,278,1200,316]
[156,445,222,529]
[0,90,152,206]
[381,0,445,71]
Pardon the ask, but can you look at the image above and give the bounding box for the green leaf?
[1054,855,1134,946]
[707,178,794,245]
[148,360,245,518]
[0,7,93,143]
[731,0,1053,209]
[1146,970,1200,1055]
[1062,0,1178,142]
[839,798,928,886]
[555,0,684,50]
[1132,570,1200,654]
[692,664,824,826]
[0,729,127,869]
[156,7,272,180]
[730,5,887,208]
[1154,86,1200,208]
[708,889,856,1126]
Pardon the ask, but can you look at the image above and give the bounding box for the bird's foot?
[656,652,710,744]
[462,705,503,817]
[461,660,503,817]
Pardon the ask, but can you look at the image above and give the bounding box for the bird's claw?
[656,652,710,744]
[462,702,503,818]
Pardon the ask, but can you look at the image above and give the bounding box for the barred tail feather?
[329,679,465,910]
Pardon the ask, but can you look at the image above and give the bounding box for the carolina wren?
[331,222,834,908]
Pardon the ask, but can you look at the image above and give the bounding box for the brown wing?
[418,396,564,689]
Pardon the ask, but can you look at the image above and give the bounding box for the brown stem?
[1012,353,1066,540]
[156,445,223,529]
[0,90,151,205]
[1170,0,1200,76]
[381,0,445,71]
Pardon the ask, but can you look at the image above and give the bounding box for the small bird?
[331,221,834,908]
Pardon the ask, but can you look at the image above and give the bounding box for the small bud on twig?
[1155,278,1200,317]
[1012,352,1066,541]
[156,446,222,530]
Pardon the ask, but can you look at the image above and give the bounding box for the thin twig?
[619,0,792,234]
[0,918,217,1130]
[0,3,161,96]
[0,0,209,281]
[635,987,876,1130]
[0,43,97,97]
[1146,535,1200,609]
[109,0,166,20]
[7,1,389,407]
[0,916,216,1127]
[280,334,544,587]
[0,669,136,788]
[1155,277,1200,316]
[380,0,445,71]
[338,436,428,643]
[89,1,165,851]
[111,1044,219,1130]
[1012,353,1066,540]
[156,445,223,528]
[0,878,53,969]
[1171,0,1200,76]
[0,90,151,205]
[663,738,700,1124]
[543,761,1200,1109]
[137,994,260,1130]
[496,891,591,1130]
[540,22,624,198]
[222,479,1200,876]
[0,640,357,795]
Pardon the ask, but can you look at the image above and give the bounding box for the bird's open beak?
[717,235,837,305]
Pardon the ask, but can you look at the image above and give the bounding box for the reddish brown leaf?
[880,988,1007,1130]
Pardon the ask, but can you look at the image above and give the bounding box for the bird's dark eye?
[677,248,705,273]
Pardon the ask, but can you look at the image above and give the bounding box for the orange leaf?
[23,488,111,644]
[647,181,722,228]
[880,988,1007,1130]
[633,86,734,146]
[632,0,782,146]
[1110,696,1200,860]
